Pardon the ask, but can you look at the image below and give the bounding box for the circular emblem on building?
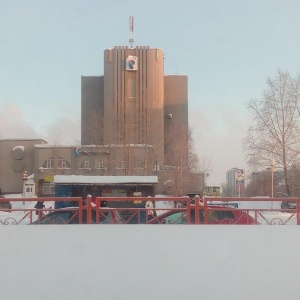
[75,145,83,157]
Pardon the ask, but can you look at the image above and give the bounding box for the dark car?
[281,201,296,210]
[0,196,12,211]
[147,205,258,225]
[31,207,123,224]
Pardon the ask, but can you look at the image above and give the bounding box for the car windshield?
[162,212,188,224]
[39,211,75,224]
[199,209,235,222]
[32,208,121,224]
[159,208,236,224]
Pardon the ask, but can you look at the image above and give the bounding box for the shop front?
[52,175,158,208]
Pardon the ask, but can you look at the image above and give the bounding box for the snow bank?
[0,226,299,300]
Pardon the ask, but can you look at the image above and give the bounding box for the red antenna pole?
[129,16,134,48]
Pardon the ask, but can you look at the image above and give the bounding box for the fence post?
[79,197,83,224]
[195,195,200,224]
[96,197,100,224]
[297,199,300,226]
[187,196,191,224]
[204,197,208,224]
[87,195,92,224]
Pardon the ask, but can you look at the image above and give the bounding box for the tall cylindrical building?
[103,46,165,165]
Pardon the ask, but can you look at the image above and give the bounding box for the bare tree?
[243,70,300,196]
[243,171,272,197]
[164,125,205,196]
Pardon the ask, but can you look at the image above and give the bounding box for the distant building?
[81,45,202,196]
[0,139,47,194]
[81,46,188,167]
[0,45,203,196]
[226,168,245,197]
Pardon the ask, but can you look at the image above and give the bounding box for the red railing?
[1,195,300,225]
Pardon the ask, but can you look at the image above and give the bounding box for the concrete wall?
[0,139,46,194]
[34,144,154,178]
[164,75,188,165]
[81,76,104,144]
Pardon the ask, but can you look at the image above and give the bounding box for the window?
[39,211,73,224]
[57,159,70,169]
[135,158,144,169]
[42,158,54,169]
[95,160,106,170]
[79,160,90,169]
[116,160,126,169]
[43,183,55,194]
[214,210,235,220]
[199,209,235,223]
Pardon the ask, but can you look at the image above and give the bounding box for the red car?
[148,205,258,225]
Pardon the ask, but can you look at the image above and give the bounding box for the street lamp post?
[271,161,275,209]
[22,171,28,198]
[236,169,244,198]
[203,172,209,195]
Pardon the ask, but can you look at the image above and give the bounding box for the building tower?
[81,19,189,182]
[226,168,245,197]
[103,46,165,165]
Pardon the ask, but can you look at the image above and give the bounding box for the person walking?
[34,201,45,215]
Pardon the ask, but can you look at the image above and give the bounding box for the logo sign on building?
[75,145,109,156]
[126,56,138,71]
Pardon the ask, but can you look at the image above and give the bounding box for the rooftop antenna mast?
[129,16,134,48]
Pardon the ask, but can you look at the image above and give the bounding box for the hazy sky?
[1,0,300,186]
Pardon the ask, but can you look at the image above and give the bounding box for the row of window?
[42,159,71,169]
[43,183,55,194]
[42,158,145,170]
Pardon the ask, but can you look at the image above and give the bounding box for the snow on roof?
[0,138,47,142]
[54,175,158,185]
[12,145,24,151]
[34,143,153,148]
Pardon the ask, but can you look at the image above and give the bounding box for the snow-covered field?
[1,223,300,300]
[236,200,298,225]
[1,195,300,299]
[1,194,54,225]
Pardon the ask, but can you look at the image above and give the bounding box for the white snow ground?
[1,195,300,299]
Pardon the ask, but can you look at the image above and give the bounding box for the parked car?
[281,201,296,210]
[147,205,258,225]
[31,207,123,224]
[0,196,12,211]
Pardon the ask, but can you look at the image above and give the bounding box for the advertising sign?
[44,175,54,182]
[204,186,221,196]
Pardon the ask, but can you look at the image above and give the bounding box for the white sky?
[1,1,300,186]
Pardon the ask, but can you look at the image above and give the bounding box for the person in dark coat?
[34,201,45,215]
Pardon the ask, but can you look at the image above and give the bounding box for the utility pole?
[271,160,275,209]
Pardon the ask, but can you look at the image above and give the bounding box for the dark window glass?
[162,212,187,224]
[41,211,73,224]
[214,211,235,220]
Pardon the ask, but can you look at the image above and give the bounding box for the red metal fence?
[1,196,300,225]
